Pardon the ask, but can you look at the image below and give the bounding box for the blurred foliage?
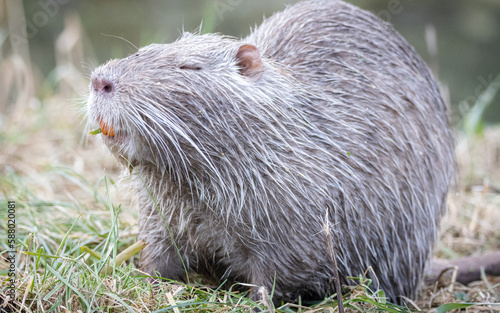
[462,74,500,138]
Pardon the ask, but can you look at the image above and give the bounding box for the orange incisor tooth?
[99,119,115,136]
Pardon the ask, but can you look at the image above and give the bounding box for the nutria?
[86,0,454,304]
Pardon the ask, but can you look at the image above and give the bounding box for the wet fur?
[86,0,454,304]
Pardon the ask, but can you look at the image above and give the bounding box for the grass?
[1,4,500,312]
[2,163,499,311]
[0,169,410,312]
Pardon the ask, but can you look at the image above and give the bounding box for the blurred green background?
[11,0,500,122]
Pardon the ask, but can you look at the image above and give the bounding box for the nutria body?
[86,0,454,304]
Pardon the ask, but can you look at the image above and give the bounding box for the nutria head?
[86,34,279,179]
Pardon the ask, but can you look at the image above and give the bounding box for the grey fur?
[86,0,454,304]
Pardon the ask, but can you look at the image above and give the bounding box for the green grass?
[0,167,420,312]
[3,168,496,312]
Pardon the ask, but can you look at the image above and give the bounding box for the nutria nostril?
[92,77,114,94]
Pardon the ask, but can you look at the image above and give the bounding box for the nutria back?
[86,0,454,304]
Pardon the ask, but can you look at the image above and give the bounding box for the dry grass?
[1,6,500,312]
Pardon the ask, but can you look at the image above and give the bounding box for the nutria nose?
[91,77,114,94]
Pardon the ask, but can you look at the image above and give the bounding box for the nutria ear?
[236,44,263,82]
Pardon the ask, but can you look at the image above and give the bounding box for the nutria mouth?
[103,131,128,142]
